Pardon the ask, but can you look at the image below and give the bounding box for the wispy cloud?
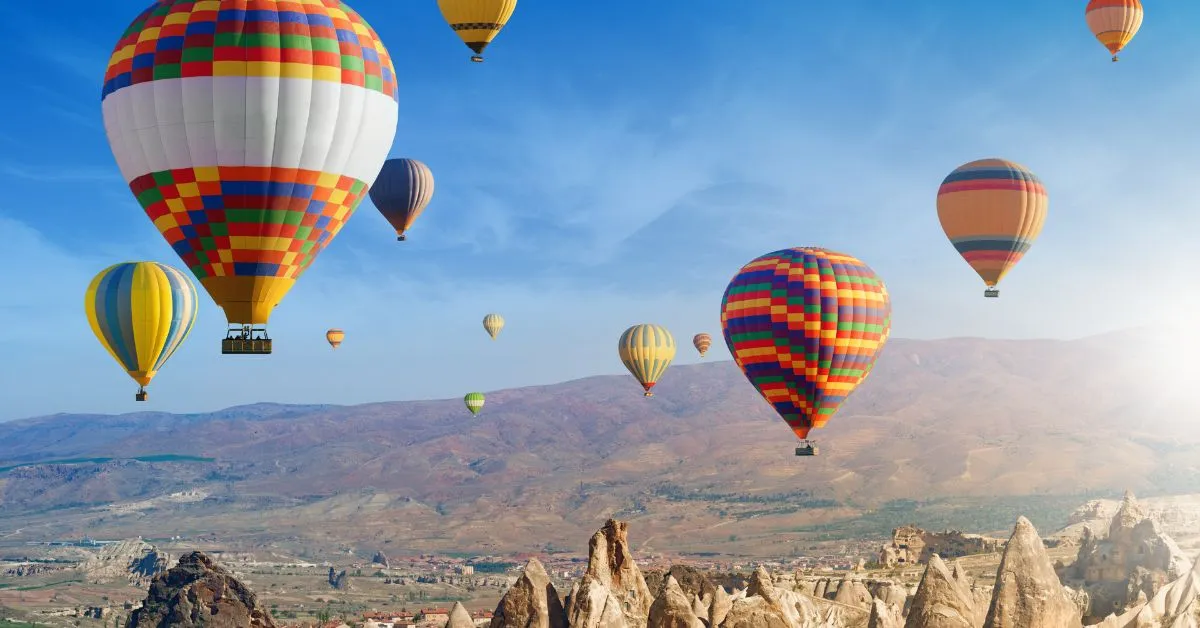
[0,164,116,183]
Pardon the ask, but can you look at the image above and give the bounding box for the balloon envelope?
[618,324,676,396]
[437,0,517,60]
[720,247,891,440]
[1086,0,1143,61]
[85,261,198,391]
[693,333,712,357]
[482,313,505,340]
[326,329,345,349]
[101,0,399,328]
[936,158,1048,291]
[368,158,434,241]
[464,392,486,416]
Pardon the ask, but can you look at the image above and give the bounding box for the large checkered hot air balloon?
[100,0,399,355]
[720,248,892,456]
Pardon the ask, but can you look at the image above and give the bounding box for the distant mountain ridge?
[2,331,1199,557]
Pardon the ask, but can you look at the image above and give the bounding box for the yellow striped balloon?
[618,324,676,397]
[482,313,505,340]
[84,262,198,401]
[1086,0,1143,62]
[437,0,518,62]
[326,329,345,349]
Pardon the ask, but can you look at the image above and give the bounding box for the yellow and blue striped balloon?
[84,261,198,400]
[618,324,676,397]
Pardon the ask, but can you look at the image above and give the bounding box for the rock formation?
[983,517,1081,628]
[833,579,873,610]
[1093,551,1200,628]
[564,519,653,628]
[447,601,476,628]
[327,567,350,590]
[904,554,978,628]
[647,576,704,628]
[79,538,170,586]
[490,557,568,628]
[125,551,275,628]
[869,599,903,628]
[1060,491,1192,620]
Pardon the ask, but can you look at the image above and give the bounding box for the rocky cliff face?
[1060,491,1193,619]
[126,551,275,628]
[1093,550,1200,628]
[79,538,170,586]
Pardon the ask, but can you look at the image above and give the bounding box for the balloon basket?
[470,55,484,63]
[222,325,273,355]
[135,389,147,402]
[795,441,818,457]
[984,288,999,298]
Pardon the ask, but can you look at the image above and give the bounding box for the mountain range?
[2,329,1199,558]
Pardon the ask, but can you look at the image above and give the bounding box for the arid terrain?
[2,332,1200,561]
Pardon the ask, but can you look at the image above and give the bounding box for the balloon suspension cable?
[471,55,484,63]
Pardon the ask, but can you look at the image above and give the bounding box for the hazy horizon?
[4,1,1200,420]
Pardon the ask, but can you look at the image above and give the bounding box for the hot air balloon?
[101,1,399,355]
[464,392,486,416]
[368,158,434,241]
[618,324,676,397]
[84,261,199,401]
[936,158,1048,298]
[720,248,891,456]
[693,333,712,358]
[437,0,517,62]
[1086,0,1143,62]
[326,329,345,349]
[482,313,505,340]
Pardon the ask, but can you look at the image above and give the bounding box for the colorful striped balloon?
[464,392,486,416]
[84,262,199,401]
[693,333,712,358]
[618,324,676,397]
[720,248,891,440]
[1086,0,1143,62]
[936,158,1048,296]
[101,0,399,338]
[326,328,345,349]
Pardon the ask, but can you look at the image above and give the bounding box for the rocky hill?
[2,332,1200,556]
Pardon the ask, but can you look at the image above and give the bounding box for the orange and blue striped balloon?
[720,248,891,440]
[936,158,1048,296]
[1086,0,1143,62]
[84,261,198,400]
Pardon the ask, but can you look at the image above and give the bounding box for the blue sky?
[3,0,1200,420]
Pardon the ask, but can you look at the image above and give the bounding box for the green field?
[0,455,215,474]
